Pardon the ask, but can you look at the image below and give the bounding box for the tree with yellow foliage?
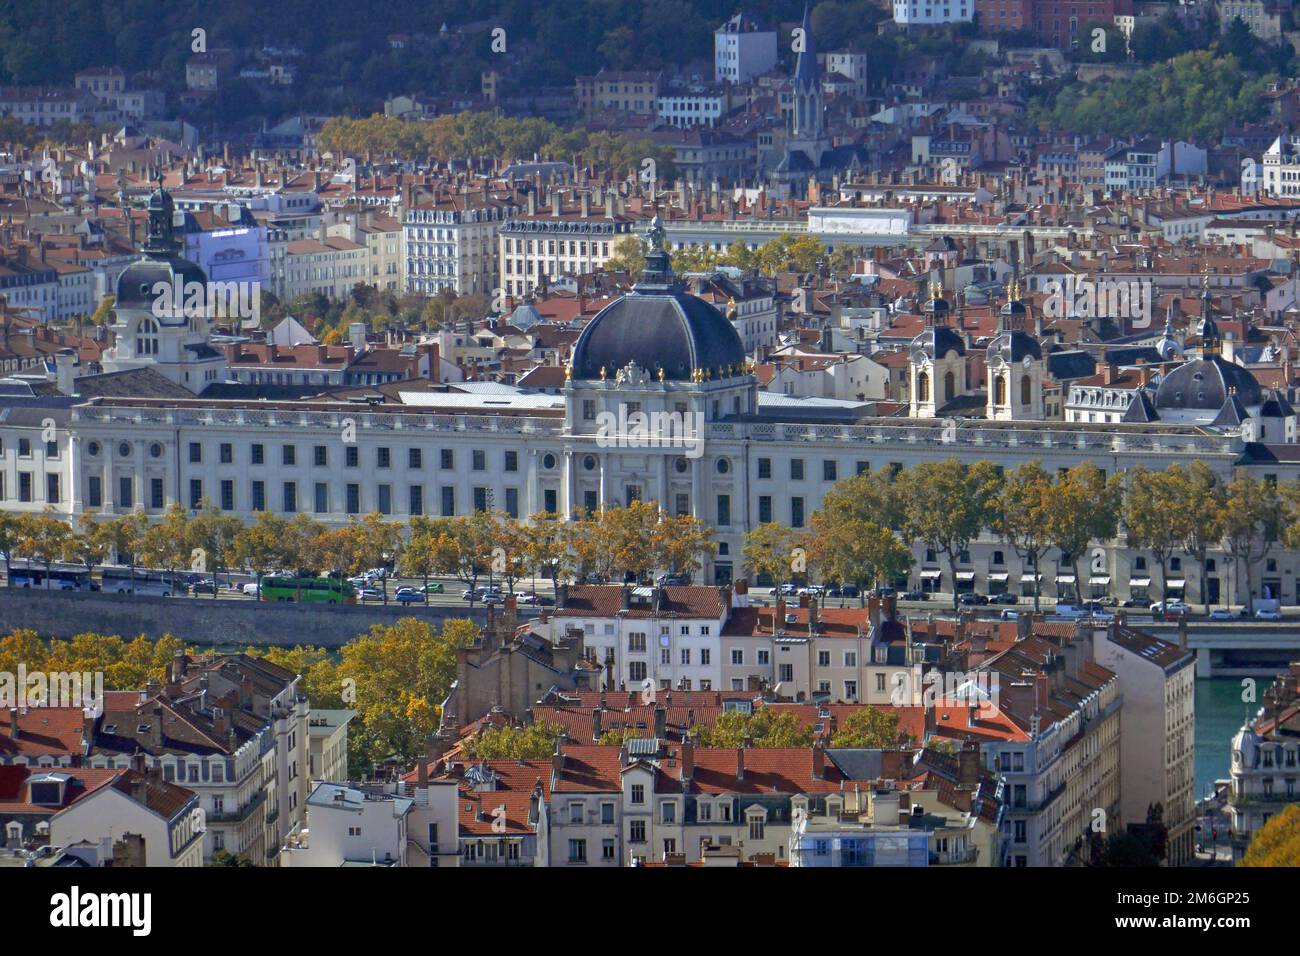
[1241,803,1300,867]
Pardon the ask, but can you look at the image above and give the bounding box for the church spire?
[793,3,818,90]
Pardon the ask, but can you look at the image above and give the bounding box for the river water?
[1194,677,1271,802]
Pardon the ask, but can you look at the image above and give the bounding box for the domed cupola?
[909,281,965,361]
[988,278,1041,364]
[114,182,207,324]
[985,277,1044,421]
[1153,354,1262,415]
[569,215,745,382]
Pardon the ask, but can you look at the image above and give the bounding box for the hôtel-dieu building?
[3,189,1300,608]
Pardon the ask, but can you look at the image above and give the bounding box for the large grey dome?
[572,289,746,382]
[1154,355,1261,411]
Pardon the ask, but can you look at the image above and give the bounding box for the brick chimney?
[680,739,694,782]
[1034,671,1049,713]
[735,747,746,782]
[812,740,825,779]
[958,737,980,785]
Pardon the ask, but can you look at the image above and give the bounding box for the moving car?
[1255,608,1283,621]
[242,582,260,597]
[958,593,989,606]
[1208,608,1237,621]
[1150,599,1186,614]
[990,593,1018,605]
[356,587,383,602]
[420,582,444,594]
[999,609,1020,621]
[394,588,424,604]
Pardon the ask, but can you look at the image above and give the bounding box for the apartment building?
[575,70,663,116]
[497,190,643,298]
[85,653,309,866]
[307,709,355,784]
[47,765,205,867]
[790,743,1003,866]
[720,596,924,705]
[550,584,731,692]
[282,782,411,867]
[1228,661,1300,858]
[404,191,517,296]
[970,626,1122,866]
[1089,620,1197,866]
[714,13,777,84]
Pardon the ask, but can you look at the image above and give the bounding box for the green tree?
[1180,462,1227,614]
[993,461,1054,611]
[1221,474,1282,614]
[0,511,22,585]
[337,617,478,775]
[743,522,800,587]
[461,721,567,760]
[830,707,911,747]
[1122,466,1185,603]
[901,459,1003,611]
[696,708,813,748]
[604,235,646,276]
[187,501,243,599]
[17,508,73,588]
[1041,464,1122,605]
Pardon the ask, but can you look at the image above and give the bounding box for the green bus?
[259,576,356,604]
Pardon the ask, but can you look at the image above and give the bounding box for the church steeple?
[790,3,823,141]
[1198,264,1221,356]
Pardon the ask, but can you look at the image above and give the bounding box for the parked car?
[1118,598,1144,608]
[900,590,928,601]
[1164,605,1191,621]
[958,592,989,606]
[657,574,691,586]
[1053,604,1089,620]
[1255,608,1284,621]
[990,592,1018,605]
[1208,608,1237,621]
